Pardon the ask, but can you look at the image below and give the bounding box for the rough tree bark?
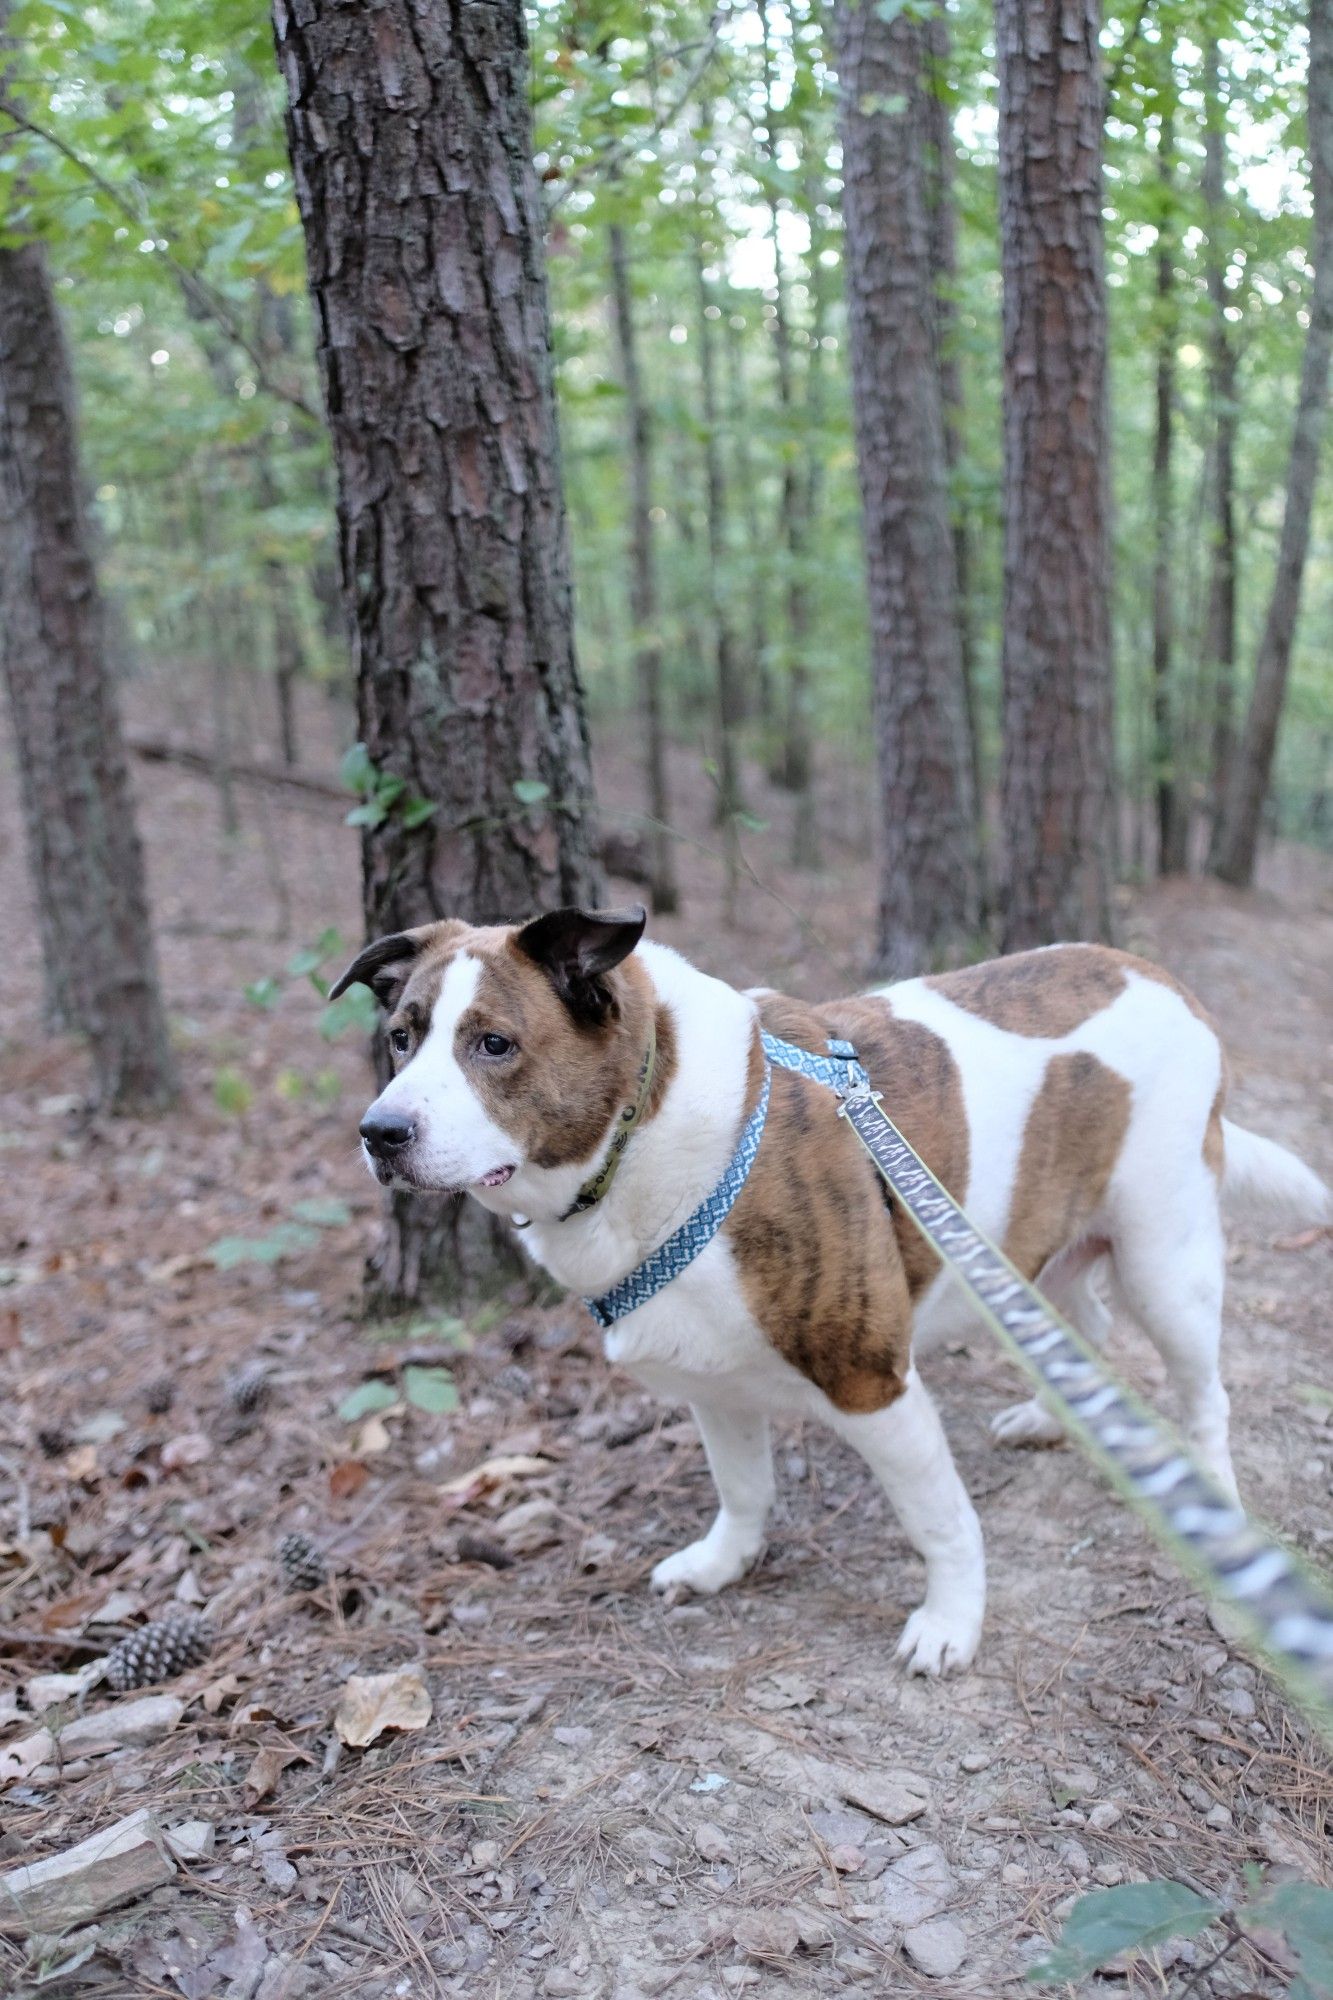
[1202,37,1239,847]
[758,0,818,869]
[1152,91,1187,874]
[691,228,745,902]
[0,233,178,1112]
[608,219,679,914]
[272,0,602,1308]
[923,12,984,826]
[1213,0,1333,887]
[835,0,980,975]
[995,0,1114,947]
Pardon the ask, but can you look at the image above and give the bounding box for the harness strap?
[584,1031,867,1330]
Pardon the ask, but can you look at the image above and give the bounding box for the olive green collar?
[559,1022,657,1220]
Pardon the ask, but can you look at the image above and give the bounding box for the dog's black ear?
[515,905,646,1024]
[328,931,424,1009]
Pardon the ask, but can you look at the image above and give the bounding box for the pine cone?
[143,1376,176,1416]
[226,1363,271,1416]
[36,1425,70,1460]
[277,1531,327,1593]
[105,1612,212,1692]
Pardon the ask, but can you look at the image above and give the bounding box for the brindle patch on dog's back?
[1004,1051,1131,1278]
[725,994,970,1413]
[926,944,1130,1037]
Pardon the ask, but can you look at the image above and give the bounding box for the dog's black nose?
[360,1109,416,1157]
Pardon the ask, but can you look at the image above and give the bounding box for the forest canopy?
[2,0,1330,881]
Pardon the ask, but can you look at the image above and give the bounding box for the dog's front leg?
[831,1370,985,1675]
[651,1401,774,1596]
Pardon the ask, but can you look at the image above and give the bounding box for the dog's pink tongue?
[479,1165,516,1188]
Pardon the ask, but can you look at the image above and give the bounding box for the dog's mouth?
[477,1164,516,1190]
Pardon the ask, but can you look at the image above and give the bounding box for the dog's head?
[331,905,655,1218]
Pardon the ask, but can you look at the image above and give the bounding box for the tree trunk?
[994,0,1114,948]
[726,311,774,732]
[691,229,745,899]
[923,12,984,830]
[1202,36,1239,855]
[758,0,818,869]
[835,0,980,975]
[0,240,178,1111]
[1152,93,1187,874]
[1212,0,1333,887]
[608,220,679,914]
[272,0,602,1311]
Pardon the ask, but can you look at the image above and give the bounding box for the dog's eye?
[478,1031,515,1059]
[389,1028,411,1058]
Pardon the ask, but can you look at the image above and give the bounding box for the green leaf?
[733,810,770,833]
[1028,1883,1223,1983]
[346,799,387,829]
[291,1196,352,1228]
[339,741,375,795]
[403,1365,459,1414]
[320,989,378,1040]
[1248,1882,1333,1996]
[337,1379,399,1422]
[399,794,438,829]
[244,976,281,1010]
[512,778,551,806]
[213,1067,253,1116]
[207,1223,320,1269]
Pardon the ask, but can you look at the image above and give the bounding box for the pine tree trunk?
[995,0,1114,947]
[1202,37,1239,855]
[726,312,773,732]
[608,220,679,915]
[759,0,818,869]
[1152,95,1188,875]
[272,0,602,1311]
[0,240,178,1111]
[835,0,980,975]
[923,13,984,829]
[1212,0,1333,887]
[691,229,745,896]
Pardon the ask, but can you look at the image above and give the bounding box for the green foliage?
[340,743,436,833]
[1030,1872,1333,1995]
[212,1066,252,1116]
[207,1222,319,1268]
[206,1194,350,1268]
[336,1379,398,1422]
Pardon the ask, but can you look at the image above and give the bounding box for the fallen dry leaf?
[243,1743,300,1803]
[439,1453,551,1505]
[161,1431,211,1472]
[1274,1225,1330,1252]
[60,1444,99,1483]
[734,1909,801,1961]
[354,1414,394,1457]
[334,1667,432,1748]
[329,1459,369,1499]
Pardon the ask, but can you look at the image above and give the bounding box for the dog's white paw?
[895,1605,981,1677]
[650,1532,759,1597]
[990,1397,1065,1448]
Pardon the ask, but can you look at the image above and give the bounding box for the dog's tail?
[1221,1119,1331,1228]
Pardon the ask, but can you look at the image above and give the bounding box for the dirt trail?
[1,687,1330,1999]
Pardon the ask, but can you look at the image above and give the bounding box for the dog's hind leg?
[830,1369,985,1675]
[1107,1192,1237,1500]
[991,1239,1113,1448]
[651,1401,775,1596]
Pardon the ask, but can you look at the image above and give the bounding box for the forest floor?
[1,683,1331,2000]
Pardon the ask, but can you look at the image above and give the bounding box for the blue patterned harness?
[584,1033,869,1330]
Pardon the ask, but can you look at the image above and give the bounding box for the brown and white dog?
[332,907,1330,1676]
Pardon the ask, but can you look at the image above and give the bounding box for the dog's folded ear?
[515,905,646,1024]
[328,931,425,1009]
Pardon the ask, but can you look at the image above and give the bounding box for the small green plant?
[340,741,437,831]
[213,1066,253,1116]
[337,1363,459,1421]
[1030,1873,1333,1996]
[206,1197,352,1270]
[240,924,376,1042]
